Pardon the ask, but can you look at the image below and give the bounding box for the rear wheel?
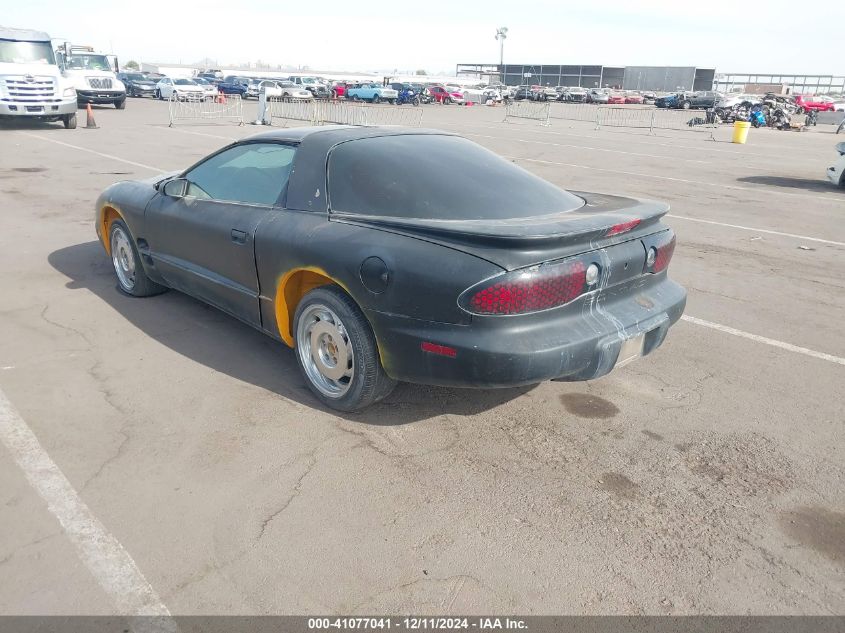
[681,101,691,109]
[372,94,380,104]
[109,219,167,297]
[294,286,396,412]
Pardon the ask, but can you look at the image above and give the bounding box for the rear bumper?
[77,90,126,104]
[0,99,77,116]
[369,274,687,388]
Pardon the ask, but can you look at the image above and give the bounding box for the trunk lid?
[330,191,670,271]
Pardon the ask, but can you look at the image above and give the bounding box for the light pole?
[495,27,508,84]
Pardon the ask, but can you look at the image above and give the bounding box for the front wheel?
[109,219,167,297]
[115,99,126,110]
[63,113,77,129]
[294,286,396,412]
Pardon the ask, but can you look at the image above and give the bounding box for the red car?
[625,93,644,104]
[793,95,835,112]
[330,83,346,99]
[607,93,626,105]
[428,85,465,104]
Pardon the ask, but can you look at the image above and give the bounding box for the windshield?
[328,135,583,221]
[193,78,209,85]
[175,79,196,85]
[67,54,112,71]
[124,73,146,81]
[0,39,56,64]
[300,77,316,84]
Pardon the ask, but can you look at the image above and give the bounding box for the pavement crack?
[256,454,318,541]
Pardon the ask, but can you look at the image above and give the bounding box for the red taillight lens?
[607,219,641,236]
[647,233,676,273]
[653,236,675,272]
[464,259,588,315]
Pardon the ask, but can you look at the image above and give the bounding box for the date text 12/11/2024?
[307,617,528,630]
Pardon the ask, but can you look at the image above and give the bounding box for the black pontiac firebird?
[95,126,686,411]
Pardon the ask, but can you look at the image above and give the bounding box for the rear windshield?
[327,135,582,220]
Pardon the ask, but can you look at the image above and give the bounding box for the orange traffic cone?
[85,104,98,129]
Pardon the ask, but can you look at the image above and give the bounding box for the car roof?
[243,126,455,212]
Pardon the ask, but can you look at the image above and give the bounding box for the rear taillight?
[644,232,676,274]
[607,219,640,236]
[462,259,589,315]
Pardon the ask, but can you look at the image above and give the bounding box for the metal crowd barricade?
[548,102,596,122]
[168,93,244,126]
[594,106,653,130]
[264,98,424,127]
[503,100,551,126]
[650,108,718,138]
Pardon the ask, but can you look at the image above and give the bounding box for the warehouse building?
[456,63,716,91]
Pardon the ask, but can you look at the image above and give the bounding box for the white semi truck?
[0,26,78,128]
[55,43,126,109]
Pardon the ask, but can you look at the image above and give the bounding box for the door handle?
[230,229,247,244]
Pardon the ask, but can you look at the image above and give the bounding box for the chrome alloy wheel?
[296,304,354,398]
[111,225,136,292]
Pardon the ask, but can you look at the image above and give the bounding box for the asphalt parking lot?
[1,99,843,616]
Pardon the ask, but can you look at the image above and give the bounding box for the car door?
[145,142,297,326]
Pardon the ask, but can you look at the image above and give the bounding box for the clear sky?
[4,0,843,75]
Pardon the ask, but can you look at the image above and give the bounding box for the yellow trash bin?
[732,120,751,144]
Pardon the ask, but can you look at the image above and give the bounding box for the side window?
[183,143,296,206]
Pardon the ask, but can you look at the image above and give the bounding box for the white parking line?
[682,316,845,366]
[167,128,240,142]
[0,388,174,622]
[509,155,843,204]
[18,132,166,173]
[667,215,845,247]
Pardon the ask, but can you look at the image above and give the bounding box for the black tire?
[372,94,380,104]
[115,99,126,110]
[293,286,396,412]
[108,219,167,297]
[63,113,77,129]
[445,96,452,105]
[155,89,161,100]
[681,101,691,109]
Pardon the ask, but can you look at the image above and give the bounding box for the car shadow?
[48,242,535,426]
[736,175,844,193]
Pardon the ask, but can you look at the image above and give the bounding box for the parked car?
[586,89,610,104]
[196,72,221,85]
[541,86,559,101]
[330,82,347,99]
[624,92,644,104]
[655,92,685,108]
[274,81,313,100]
[641,92,656,105]
[345,83,399,103]
[245,78,265,99]
[564,87,588,103]
[828,142,845,187]
[155,77,204,101]
[427,85,464,104]
[95,126,685,411]
[191,77,219,100]
[118,72,157,98]
[607,93,626,105]
[514,85,534,101]
[793,95,835,112]
[684,91,722,109]
[217,76,249,96]
[288,76,330,99]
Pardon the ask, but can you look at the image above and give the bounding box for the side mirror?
[163,179,188,198]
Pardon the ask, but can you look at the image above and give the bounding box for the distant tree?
[416,69,427,76]
[124,60,139,70]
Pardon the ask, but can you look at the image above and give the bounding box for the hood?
[330,191,670,271]
[0,62,62,78]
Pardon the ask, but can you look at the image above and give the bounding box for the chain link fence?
[168,93,244,127]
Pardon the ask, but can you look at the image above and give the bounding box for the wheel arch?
[274,267,349,347]
[97,204,127,256]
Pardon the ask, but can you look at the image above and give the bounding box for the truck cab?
[0,26,78,127]
[56,44,126,109]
